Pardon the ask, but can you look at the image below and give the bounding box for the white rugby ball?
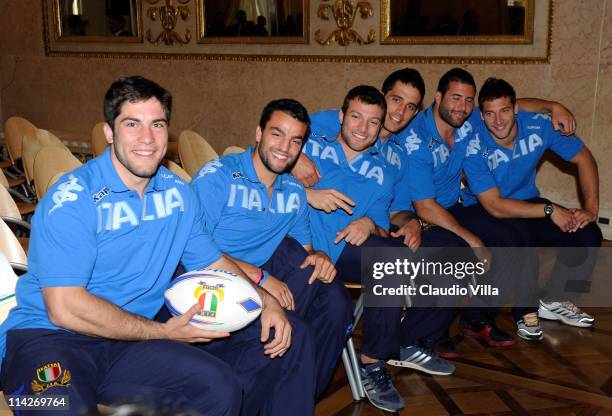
[165,269,262,332]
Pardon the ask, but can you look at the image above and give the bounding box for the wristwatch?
[544,202,554,218]
[418,218,435,231]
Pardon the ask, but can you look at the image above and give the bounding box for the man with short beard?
[406,68,523,351]
[191,99,352,399]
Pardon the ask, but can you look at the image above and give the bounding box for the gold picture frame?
[52,0,143,43]
[381,0,534,45]
[196,0,309,44]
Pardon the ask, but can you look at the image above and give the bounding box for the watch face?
[544,204,554,216]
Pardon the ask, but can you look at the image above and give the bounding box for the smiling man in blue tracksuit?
[303,84,447,413]
[303,71,458,412]
[0,77,315,416]
[405,68,585,353]
[306,69,424,249]
[405,68,527,351]
[304,85,401,412]
[191,99,351,399]
[461,77,602,338]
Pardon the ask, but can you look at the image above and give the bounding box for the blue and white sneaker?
[360,361,405,413]
[387,345,455,376]
[539,300,594,328]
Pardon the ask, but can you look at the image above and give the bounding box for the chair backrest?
[0,185,22,220]
[178,130,218,177]
[91,122,109,157]
[36,129,66,147]
[164,160,192,182]
[34,146,81,201]
[48,171,66,191]
[3,116,36,163]
[0,218,27,266]
[22,129,67,185]
[222,145,246,156]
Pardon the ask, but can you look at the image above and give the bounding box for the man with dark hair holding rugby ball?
[0,76,315,416]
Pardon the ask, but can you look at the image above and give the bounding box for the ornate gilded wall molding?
[145,0,192,45]
[315,0,375,46]
[41,52,552,64]
[42,0,553,64]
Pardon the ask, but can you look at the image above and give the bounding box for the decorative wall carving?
[145,0,192,45]
[314,0,375,46]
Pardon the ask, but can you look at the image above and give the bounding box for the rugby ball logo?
[165,269,262,332]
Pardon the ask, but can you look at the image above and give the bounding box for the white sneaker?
[538,300,594,327]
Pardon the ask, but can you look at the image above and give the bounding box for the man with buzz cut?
[461,77,602,339]
[0,76,315,416]
[190,98,352,398]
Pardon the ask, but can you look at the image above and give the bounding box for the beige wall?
[1,0,610,214]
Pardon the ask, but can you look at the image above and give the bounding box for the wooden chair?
[164,160,191,182]
[0,166,32,205]
[91,122,109,157]
[0,251,19,323]
[2,117,38,200]
[178,130,218,177]
[0,175,35,219]
[3,116,36,169]
[0,169,25,189]
[22,129,66,186]
[0,169,36,217]
[0,159,32,204]
[33,146,81,201]
[0,218,27,269]
[0,170,10,190]
[222,145,246,156]
[0,185,30,222]
[0,184,32,253]
[48,171,66,191]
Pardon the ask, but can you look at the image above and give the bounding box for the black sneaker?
[459,319,515,347]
